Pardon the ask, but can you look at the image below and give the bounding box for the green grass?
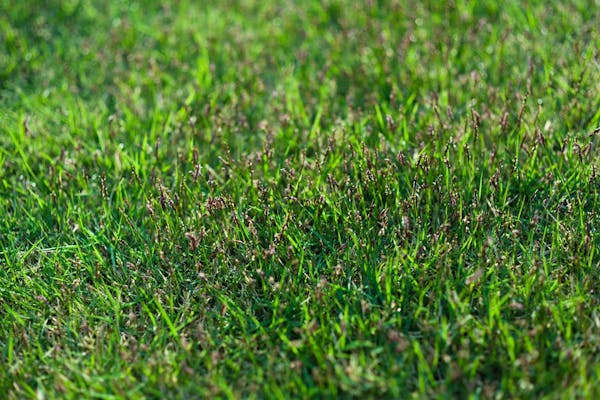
[1,0,600,398]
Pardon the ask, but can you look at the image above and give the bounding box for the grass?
[1,0,599,398]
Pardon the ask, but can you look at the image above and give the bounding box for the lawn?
[1,0,599,398]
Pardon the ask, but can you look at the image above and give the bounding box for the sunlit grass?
[1,0,599,398]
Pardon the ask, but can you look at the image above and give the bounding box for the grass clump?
[1,0,599,398]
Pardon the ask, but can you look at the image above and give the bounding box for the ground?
[1,1,599,398]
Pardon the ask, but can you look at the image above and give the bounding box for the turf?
[1,0,599,398]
